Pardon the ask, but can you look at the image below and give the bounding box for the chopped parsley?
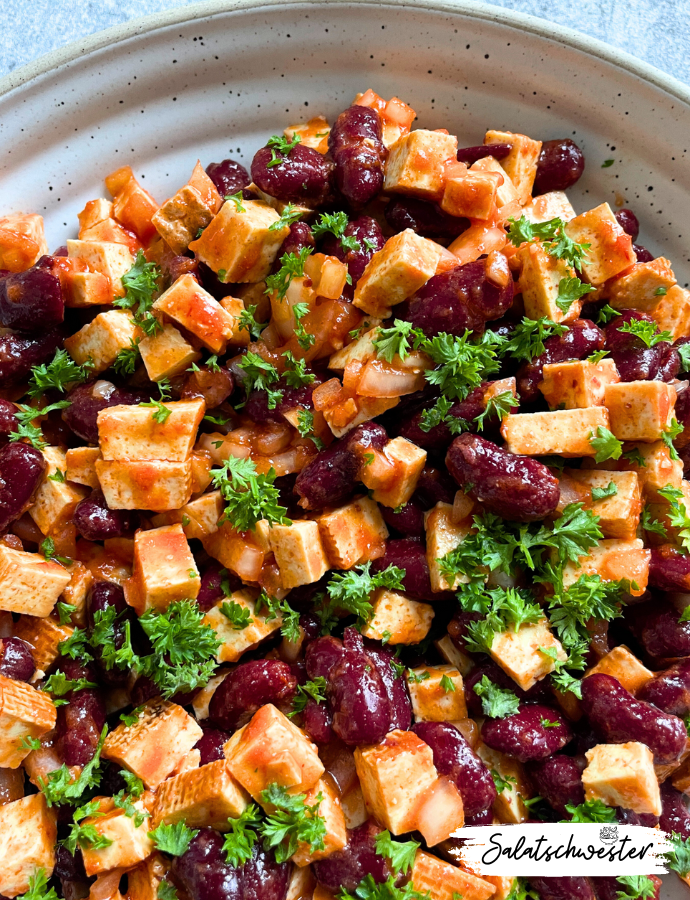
[502,317,568,362]
[290,676,328,716]
[374,830,420,874]
[555,276,595,314]
[507,215,591,272]
[220,600,253,630]
[475,390,519,431]
[39,725,108,806]
[474,675,520,718]
[658,484,690,552]
[373,320,422,363]
[618,318,673,348]
[236,351,283,409]
[113,337,142,376]
[297,409,324,450]
[149,821,199,856]
[597,304,621,325]
[312,211,361,253]
[62,799,113,855]
[322,562,405,629]
[265,246,313,300]
[269,202,304,232]
[266,133,301,167]
[211,456,291,532]
[223,803,262,866]
[260,782,327,862]
[564,799,616,823]
[39,536,71,567]
[27,349,92,398]
[588,426,623,462]
[663,832,690,878]
[9,400,71,450]
[114,250,162,336]
[591,481,618,501]
[615,876,657,900]
[238,303,266,340]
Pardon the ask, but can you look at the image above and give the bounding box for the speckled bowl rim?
[1,0,690,109]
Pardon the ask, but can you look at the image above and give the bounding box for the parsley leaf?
[502,317,568,362]
[16,870,59,900]
[440,673,456,693]
[238,303,266,341]
[463,586,543,654]
[255,592,301,643]
[564,799,616,822]
[27,349,91,398]
[158,882,179,900]
[59,627,93,663]
[664,832,690,878]
[616,876,657,900]
[339,875,428,900]
[9,401,71,450]
[374,830,419,874]
[62,799,113,855]
[283,350,316,387]
[297,409,324,450]
[293,301,316,350]
[20,735,42,751]
[474,675,520,718]
[325,562,405,627]
[662,417,684,462]
[265,246,312,301]
[507,215,590,271]
[290,676,328,716]
[372,320,422,363]
[491,769,517,794]
[220,600,253,630]
[659,484,690,552]
[90,606,139,671]
[424,329,503,401]
[597,304,621,325]
[48,468,66,483]
[475,390,519,431]
[114,250,162,336]
[223,803,263,866]
[113,337,142,376]
[225,191,246,212]
[266,133,301,167]
[556,276,595,314]
[268,202,304,232]
[43,671,97,697]
[211,456,291,532]
[678,343,690,373]
[39,725,107,805]
[642,506,668,538]
[39,536,71,567]
[312,211,361,253]
[149,821,199,857]
[260,782,326,862]
[236,351,283,409]
[618,318,673,348]
[588,426,623,462]
[591,482,618,501]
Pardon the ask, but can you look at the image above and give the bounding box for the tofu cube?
[29,446,88,534]
[645,481,690,547]
[13,615,74,674]
[80,796,154,876]
[412,851,496,900]
[540,358,620,409]
[0,674,57,768]
[284,115,331,153]
[188,199,289,283]
[424,502,472,591]
[77,198,113,232]
[384,130,458,200]
[203,590,283,663]
[360,588,434,644]
[202,522,265,583]
[107,166,160,244]
[561,538,650,595]
[564,203,636,285]
[61,270,112,308]
[617,440,683,499]
[562,469,641,540]
[328,326,379,371]
[225,704,324,799]
[153,490,223,541]
[484,129,542,204]
[126,524,199,615]
[153,274,237,353]
[103,699,203,789]
[501,407,610,457]
[605,380,675,442]
[440,168,501,220]
[291,777,347,866]
[436,633,474,677]
[124,853,171,900]
[586,645,654,694]
[407,665,467,721]
[517,241,581,324]
[96,458,193,511]
[353,230,441,317]
[0,213,48,272]
[583,742,661,816]
[58,561,93,628]
[522,190,576,224]
[476,741,531,824]
[268,520,330,589]
[64,309,141,374]
[98,399,205,462]
[152,160,222,254]
[0,794,57,897]
[152,758,249,830]
[139,322,201,382]
[65,446,101,489]
[649,285,690,342]
[359,436,427,507]
[488,619,567,691]
[0,543,71,617]
[608,258,677,310]
[316,496,388,569]
[66,239,134,298]
[484,877,518,900]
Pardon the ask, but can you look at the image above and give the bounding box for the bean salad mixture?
[2,87,690,900]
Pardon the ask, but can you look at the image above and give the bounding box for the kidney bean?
[481,704,572,762]
[73,489,138,541]
[0,259,64,331]
[464,662,550,713]
[414,465,457,507]
[206,158,250,197]
[306,635,346,681]
[371,538,441,602]
[320,215,385,292]
[634,244,655,262]
[62,381,148,444]
[252,143,333,208]
[625,595,690,657]
[580,673,686,764]
[0,400,18,443]
[533,139,585,196]
[593,878,660,900]
[615,209,640,241]
[456,143,512,165]
[674,385,690,452]
[517,319,605,402]
[329,105,386,208]
[365,640,412,731]
[466,808,495,825]
[55,678,106,766]
[244,376,320,426]
[208,659,297,731]
[302,698,334,743]
[55,844,87,882]
[638,659,690,716]
[397,384,488,451]
[530,878,596,900]
[276,221,315,261]
[87,580,135,686]
[648,546,690,594]
[0,637,35,682]
[197,561,241,612]
[159,254,200,290]
[195,725,232,765]
[605,310,680,382]
[0,328,63,387]
[385,197,468,240]
[448,611,485,655]
[615,807,659,828]
[446,433,560,522]
[313,820,392,892]
[380,499,425,537]
[0,442,47,532]
[413,721,496,816]
[181,365,234,408]
[659,781,690,838]
[529,754,585,815]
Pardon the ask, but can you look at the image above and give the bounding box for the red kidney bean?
[73,489,138,541]
[302,698,334,744]
[195,725,232,765]
[593,877,660,900]
[371,538,442,602]
[251,143,333,208]
[275,221,315,262]
[625,596,690,657]
[466,808,495,825]
[0,328,63,387]
[675,385,690,452]
[208,659,297,731]
[533,139,585,196]
[414,464,457,507]
[615,209,640,241]
[385,197,468,240]
[517,319,605,402]
[456,143,513,165]
[55,845,92,900]
[638,659,690,716]
[397,384,488,451]
[448,610,484,655]
[244,375,321,426]
[306,635,346,681]
[160,254,199,290]
[659,781,690,838]
[320,215,385,292]
[634,244,655,262]
[380,499,425,537]
[648,546,690,593]
[87,580,136,685]
[530,878,596,900]
[580,673,686,764]
[481,704,572,762]
[63,381,148,444]
[413,721,497,816]
[55,664,106,767]
[615,806,659,828]
[365,639,412,731]
[0,637,36,682]
[0,400,18,443]
[313,820,392,892]
[446,433,560,522]
[0,258,64,331]
[0,442,47,532]
[529,754,585,815]
[329,106,387,208]
[197,561,241,612]
[464,662,550,713]
[181,364,234,408]
[605,309,680,382]
[206,158,250,197]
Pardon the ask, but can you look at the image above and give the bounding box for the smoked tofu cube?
[384,130,458,199]
[488,619,567,691]
[188,199,289,283]
[107,166,160,245]
[127,524,199,614]
[329,326,379,370]
[586,646,653,694]
[291,777,347,866]
[645,481,690,547]
[484,129,542,204]
[501,407,610,457]
[316,496,388,569]
[517,242,581,324]
[0,675,57,768]
[62,270,112,308]
[583,742,661,816]
[436,634,474,677]
[0,543,71,617]
[65,446,101,489]
[139,322,201,382]
[153,274,237,353]
[539,358,620,409]
[649,285,690,341]
[353,230,441,317]
[29,446,88,534]
[563,469,641,540]
[424,502,472,591]
[98,399,205,462]
[561,538,650,595]
[440,168,501,220]
[605,380,675,442]
[152,758,249,830]
[152,160,222,254]
[13,615,74,674]
[59,561,93,628]
[153,490,223,541]
[407,665,467,721]
[608,258,677,310]
[324,396,400,439]
[225,704,324,799]
[484,877,518,900]
[359,436,427,507]
[77,198,113,232]
[103,699,202,789]
[360,588,434,644]
[412,851,496,900]
[203,590,283,663]
[96,458,193,511]
[522,190,576,224]
[80,796,154,876]
[125,853,171,900]
[64,309,141,374]
[0,794,57,897]
[268,520,330,589]
[0,213,48,272]
[476,741,531,824]
[596,439,684,500]
[284,115,330,153]
[564,203,636,285]
[66,239,134,298]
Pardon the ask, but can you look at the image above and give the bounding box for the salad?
[0,86,689,900]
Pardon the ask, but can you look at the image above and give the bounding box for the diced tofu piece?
[96,458,193,511]
[650,285,690,342]
[353,230,441,317]
[0,794,57,897]
[80,796,154,876]
[152,160,222,254]
[470,156,519,210]
[153,490,223,541]
[441,168,501,220]
[605,380,675,442]
[415,774,465,846]
[58,561,93,628]
[561,538,650,595]
[522,190,576,224]
[435,634,474,677]
[484,129,542,204]
[316,496,388,569]
[13,615,73,674]
[62,270,113,308]
[292,777,347,866]
[103,699,202,789]
[268,520,330,589]
[583,742,661,816]
[0,213,48,272]
[284,115,330,153]
[29,446,88,534]
[153,274,237,353]
[360,588,434,644]
[188,199,289,283]
[328,327,380,371]
[562,469,641,540]
[66,239,134,298]
[202,522,265,583]
[219,296,251,346]
[645,481,690,547]
[139,322,201,382]
[64,309,141,374]
[152,758,248,830]
[203,590,283,663]
[484,877,518,900]
[424,502,471,591]
[125,853,171,900]
[323,395,400,439]
[98,399,205,462]
[65,446,101,489]
[608,258,677,310]
[384,130,458,200]
[489,619,567,691]
[0,544,71,617]
[517,241,581,323]
[412,851,496,900]
[603,439,683,500]
[476,741,531,824]
[126,524,199,615]
[78,198,113,232]
[359,436,427,507]
[407,665,467,721]
[0,675,56,768]
[586,645,653,694]
[539,359,620,409]
[225,704,324,798]
[564,203,636,285]
[107,166,160,244]
[501,407,610,457]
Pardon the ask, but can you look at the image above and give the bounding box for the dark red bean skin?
[181,365,234,409]
[605,309,680,382]
[517,319,604,402]
[302,698,334,744]
[448,611,484,654]
[0,328,62,387]
[371,538,442,602]
[251,143,333,208]
[160,254,200,290]
[648,546,690,594]
[634,244,655,263]
[306,635,346,681]
[413,721,496,817]
[0,637,36,682]
[73,490,138,541]
[0,400,18,443]
[580,673,686,764]
[321,216,385,292]
[615,806,659,828]
[62,381,148,444]
[244,376,320,426]
[593,877,660,900]
[380,500,425,537]
[329,106,386,208]
[446,434,560,522]
[197,561,241,612]
[87,580,134,686]
[414,464,457,507]
[481,704,572,762]
[463,662,550,713]
[364,640,412,731]
[276,221,315,261]
[208,660,297,731]
[55,673,107,766]
[0,442,47,532]
[0,259,64,330]
[638,659,690,716]
[675,385,690,449]
[625,595,690,657]
[205,159,250,197]
[530,877,596,900]
[528,755,585,815]
[313,821,391,892]
[615,209,640,241]
[659,781,690,839]
[397,384,487,451]
[533,139,585,196]
[466,808,494,825]
[456,143,512,165]
[385,197,468,240]
[195,725,232,765]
